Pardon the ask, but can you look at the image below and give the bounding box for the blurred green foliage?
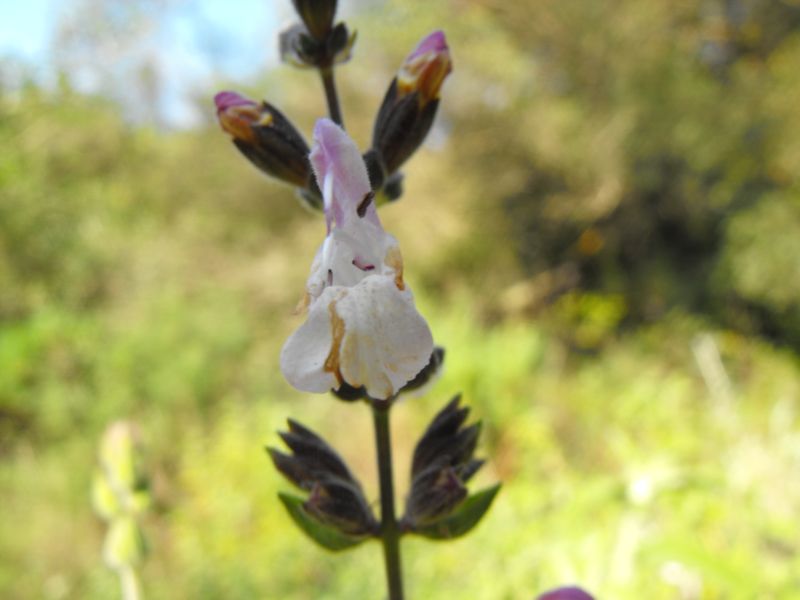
[2,0,800,598]
[373,0,800,347]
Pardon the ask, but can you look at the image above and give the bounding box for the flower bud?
[98,421,143,492]
[382,172,404,202]
[269,419,377,538]
[397,30,453,104]
[399,346,445,395]
[292,0,338,41]
[404,466,467,525]
[410,394,480,478]
[92,421,151,520]
[268,419,356,489]
[304,478,378,536]
[403,395,486,528]
[279,22,356,69]
[537,587,595,600]
[371,31,452,176]
[214,91,311,187]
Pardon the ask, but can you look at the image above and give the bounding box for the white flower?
[280,119,433,400]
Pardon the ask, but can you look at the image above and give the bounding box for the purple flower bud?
[537,586,595,600]
[214,91,311,187]
[397,30,452,104]
[403,395,486,529]
[269,419,378,538]
[214,91,261,143]
[370,31,453,177]
[304,478,377,536]
[404,465,468,525]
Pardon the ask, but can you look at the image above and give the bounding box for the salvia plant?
[91,421,150,600]
[212,2,593,598]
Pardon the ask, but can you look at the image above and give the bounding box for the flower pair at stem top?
[214,29,452,208]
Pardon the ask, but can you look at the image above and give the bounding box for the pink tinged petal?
[310,224,398,293]
[309,118,380,230]
[214,90,258,114]
[398,31,452,103]
[335,276,433,400]
[213,90,264,142]
[280,287,342,393]
[407,30,448,61]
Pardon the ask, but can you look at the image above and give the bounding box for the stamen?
[357,191,375,217]
[327,269,334,286]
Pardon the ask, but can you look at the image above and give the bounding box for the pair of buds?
[215,30,452,207]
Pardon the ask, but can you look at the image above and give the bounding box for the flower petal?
[398,30,452,103]
[309,118,379,230]
[336,276,433,399]
[214,90,258,113]
[406,30,449,63]
[280,287,342,393]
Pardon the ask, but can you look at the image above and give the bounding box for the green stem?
[118,566,141,600]
[372,400,404,600]
[319,66,344,127]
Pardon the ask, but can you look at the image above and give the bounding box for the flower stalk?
[119,566,141,600]
[216,5,500,598]
[372,399,404,600]
[319,66,344,127]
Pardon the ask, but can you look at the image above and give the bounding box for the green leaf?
[278,492,368,552]
[413,484,501,540]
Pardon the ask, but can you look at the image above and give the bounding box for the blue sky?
[0,0,285,127]
[0,0,57,63]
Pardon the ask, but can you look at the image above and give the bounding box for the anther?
[357,191,375,217]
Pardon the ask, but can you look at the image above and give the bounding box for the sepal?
[269,419,356,488]
[410,484,500,540]
[304,478,377,536]
[214,91,311,187]
[382,172,405,203]
[410,394,475,477]
[278,492,371,551]
[403,465,467,525]
[398,346,445,396]
[280,22,356,69]
[402,395,498,536]
[331,380,368,402]
[371,31,451,175]
[291,0,338,41]
[269,419,378,548]
[296,187,324,212]
[330,347,445,401]
[372,80,440,175]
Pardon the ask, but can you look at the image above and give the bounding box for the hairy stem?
[319,66,344,127]
[372,401,404,600]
